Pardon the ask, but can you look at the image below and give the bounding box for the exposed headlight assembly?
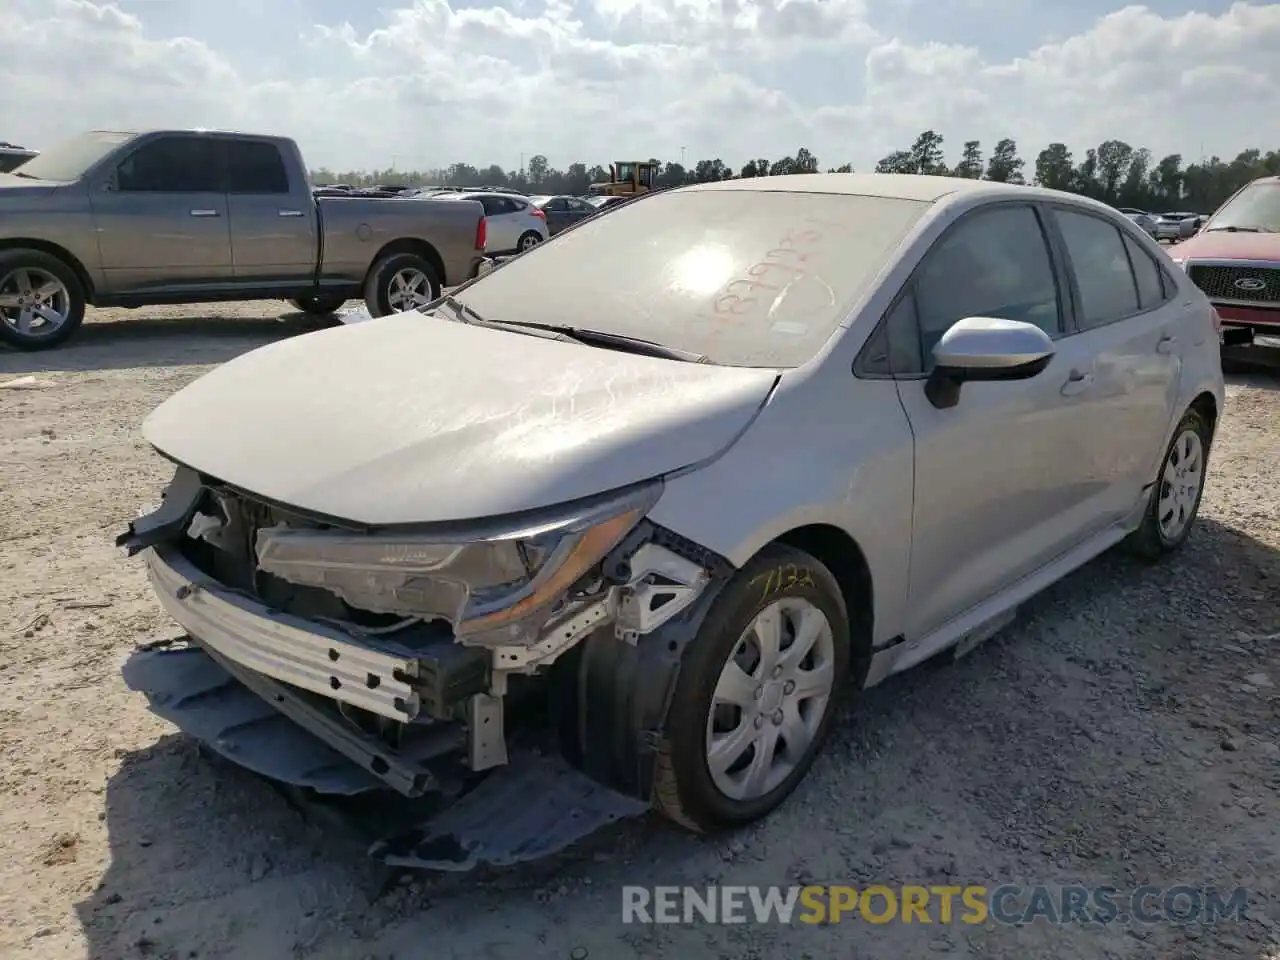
[254,482,660,644]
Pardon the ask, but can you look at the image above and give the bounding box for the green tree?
[985,139,1025,183]
[953,140,983,179]
[1034,143,1074,191]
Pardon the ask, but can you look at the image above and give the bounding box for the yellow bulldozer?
[589,160,659,196]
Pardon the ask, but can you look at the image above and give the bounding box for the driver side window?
[914,205,1063,370]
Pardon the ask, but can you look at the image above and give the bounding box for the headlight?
[254,483,660,642]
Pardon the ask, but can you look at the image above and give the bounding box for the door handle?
[189,209,220,217]
[1156,334,1177,354]
[1060,369,1094,396]
[277,209,304,217]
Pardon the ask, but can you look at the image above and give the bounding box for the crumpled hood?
[143,311,779,525]
[1172,230,1280,262]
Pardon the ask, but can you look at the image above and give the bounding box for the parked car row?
[1116,207,1209,243]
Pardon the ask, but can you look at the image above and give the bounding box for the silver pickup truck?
[0,130,488,350]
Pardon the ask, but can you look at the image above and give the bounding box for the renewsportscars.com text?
[621,884,1249,926]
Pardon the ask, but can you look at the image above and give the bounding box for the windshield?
[12,131,137,182]
[1206,181,1280,233]
[457,189,929,367]
[616,163,636,182]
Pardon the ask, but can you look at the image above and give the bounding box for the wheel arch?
[1188,390,1218,440]
[365,238,445,290]
[0,240,97,303]
[761,523,875,688]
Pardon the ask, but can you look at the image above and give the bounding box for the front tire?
[0,250,86,351]
[1124,407,1211,559]
[654,546,851,833]
[288,294,347,316]
[362,252,441,318]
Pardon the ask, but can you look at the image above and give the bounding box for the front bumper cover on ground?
[122,638,649,871]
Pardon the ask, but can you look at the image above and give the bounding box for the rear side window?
[914,205,1063,364]
[225,140,289,194]
[546,198,569,212]
[1055,209,1139,329]
[116,136,220,193]
[1123,234,1167,309]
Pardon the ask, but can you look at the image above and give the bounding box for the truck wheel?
[288,294,347,316]
[363,252,440,318]
[653,546,851,833]
[0,250,86,351]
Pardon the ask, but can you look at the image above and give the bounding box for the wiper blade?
[490,320,707,363]
[10,171,36,180]
[437,294,488,325]
[1205,225,1269,233]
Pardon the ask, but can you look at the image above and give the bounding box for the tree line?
[310,134,1280,215]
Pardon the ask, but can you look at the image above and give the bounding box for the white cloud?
[0,0,1277,175]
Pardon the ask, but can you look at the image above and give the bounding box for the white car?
[121,174,1223,870]
[432,191,549,255]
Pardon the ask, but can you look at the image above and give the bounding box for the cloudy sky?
[1,0,1277,175]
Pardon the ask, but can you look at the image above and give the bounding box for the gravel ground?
[1,302,1278,960]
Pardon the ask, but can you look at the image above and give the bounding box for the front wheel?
[288,294,347,316]
[0,250,86,351]
[654,546,851,833]
[362,252,441,318]
[1124,407,1211,559]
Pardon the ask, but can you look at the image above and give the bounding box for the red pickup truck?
[1169,175,1280,346]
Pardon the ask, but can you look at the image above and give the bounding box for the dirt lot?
[1,303,1278,960]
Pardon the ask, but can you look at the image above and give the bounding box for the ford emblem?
[1234,277,1266,292]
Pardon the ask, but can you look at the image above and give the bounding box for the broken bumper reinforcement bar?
[146,544,422,722]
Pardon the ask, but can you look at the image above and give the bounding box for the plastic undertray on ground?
[122,642,649,871]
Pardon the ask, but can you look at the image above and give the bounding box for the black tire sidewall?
[1150,409,1211,550]
[290,295,346,316]
[0,250,86,351]
[663,546,851,828]
[518,232,542,252]
[362,253,440,317]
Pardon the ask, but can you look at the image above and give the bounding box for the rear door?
[1045,205,1184,521]
[888,203,1106,639]
[478,196,518,251]
[564,197,597,229]
[89,134,231,294]
[542,197,570,234]
[224,139,317,283]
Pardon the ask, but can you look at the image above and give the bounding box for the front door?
[893,203,1108,640]
[543,197,571,235]
[89,134,231,295]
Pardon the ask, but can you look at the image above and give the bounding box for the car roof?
[679,173,1144,222]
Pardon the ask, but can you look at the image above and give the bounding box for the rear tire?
[1123,408,1211,560]
[0,249,86,351]
[517,231,543,253]
[362,252,441,318]
[288,294,347,316]
[653,545,851,833]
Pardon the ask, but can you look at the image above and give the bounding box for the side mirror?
[925,316,1055,409]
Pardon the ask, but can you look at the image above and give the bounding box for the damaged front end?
[118,465,731,869]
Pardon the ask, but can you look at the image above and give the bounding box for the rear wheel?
[0,250,86,351]
[1124,407,1211,559]
[654,546,851,833]
[288,294,347,316]
[362,252,440,317]
[517,231,542,253]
